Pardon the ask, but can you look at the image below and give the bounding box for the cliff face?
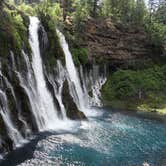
[81,18,152,64]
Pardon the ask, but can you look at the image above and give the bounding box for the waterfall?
[80,65,107,106]
[0,90,24,148]
[46,60,67,119]
[56,30,107,116]
[28,16,61,130]
[27,16,77,131]
[0,66,31,136]
[56,30,86,111]
[0,16,107,157]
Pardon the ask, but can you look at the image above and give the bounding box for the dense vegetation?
[102,66,166,113]
[0,3,30,57]
[2,0,165,54]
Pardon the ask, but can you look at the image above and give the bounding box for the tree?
[72,0,90,32]
[101,0,112,16]
[102,0,122,18]
[101,0,136,23]
[132,0,146,25]
[148,0,158,23]
[91,0,100,17]
[60,0,73,21]
[155,2,166,24]
[119,0,135,23]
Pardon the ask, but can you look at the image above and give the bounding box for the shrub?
[71,48,88,65]
[0,7,30,57]
[145,22,166,54]
[102,66,166,101]
[17,3,35,15]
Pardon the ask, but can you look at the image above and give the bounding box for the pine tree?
[132,0,146,25]
[91,0,99,17]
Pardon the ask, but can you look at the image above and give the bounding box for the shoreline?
[103,104,166,123]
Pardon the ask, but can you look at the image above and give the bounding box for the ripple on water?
[4,110,166,166]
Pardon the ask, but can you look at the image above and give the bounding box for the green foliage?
[17,3,35,15]
[35,1,64,67]
[131,0,146,26]
[36,7,64,68]
[0,7,30,56]
[145,21,166,53]
[72,0,91,33]
[101,0,146,25]
[72,0,100,19]
[155,3,166,24]
[102,70,138,100]
[101,65,166,112]
[43,26,64,68]
[71,48,88,65]
[101,0,112,17]
[101,0,136,23]
[144,1,166,54]
[35,1,62,25]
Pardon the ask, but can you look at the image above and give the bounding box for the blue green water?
[1,108,166,166]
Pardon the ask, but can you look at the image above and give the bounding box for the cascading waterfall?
[28,16,62,130]
[0,90,24,148]
[56,30,87,111]
[80,65,107,106]
[46,60,67,119]
[0,63,31,136]
[28,16,77,130]
[0,16,107,157]
[56,29,107,116]
[0,64,28,148]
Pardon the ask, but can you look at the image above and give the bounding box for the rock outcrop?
[81,18,152,64]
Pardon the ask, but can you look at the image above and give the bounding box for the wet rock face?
[0,116,13,154]
[62,81,87,120]
[2,59,38,133]
[38,25,49,58]
[82,17,151,63]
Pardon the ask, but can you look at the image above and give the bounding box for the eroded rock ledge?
[81,18,153,64]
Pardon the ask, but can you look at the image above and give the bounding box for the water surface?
[1,108,166,166]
